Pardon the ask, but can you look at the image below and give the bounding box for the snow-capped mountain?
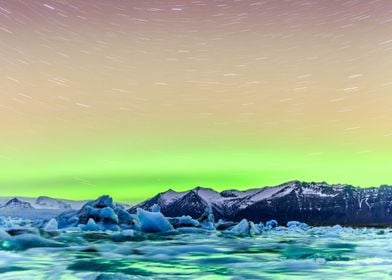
[0,196,86,210]
[1,198,34,209]
[35,196,72,209]
[129,181,392,226]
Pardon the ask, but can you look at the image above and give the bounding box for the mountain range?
[3,181,392,226]
[0,196,85,210]
[129,181,392,226]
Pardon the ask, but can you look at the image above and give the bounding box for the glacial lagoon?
[1,224,391,279]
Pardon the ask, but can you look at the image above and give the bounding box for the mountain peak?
[2,198,34,209]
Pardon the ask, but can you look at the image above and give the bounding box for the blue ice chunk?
[83,205,100,221]
[121,229,134,236]
[0,229,11,240]
[68,216,80,226]
[256,222,264,232]
[249,221,261,235]
[321,224,344,237]
[266,219,278,229]
[332,224,343,231]
[150,204,161,213]
[56,210,79,228]
[136,208,174,233]
[0,216,14,229]
[80,218,101,231]
[215,219,236,231]
[9,234,64,250]
[175,215,200,227]
[287,221,309,230]
[199,206,215,230]
[230,219,250,235]
[44,218,58,231]
[89,195,115,209]
[116,209,135,225]
[99,207,119,224]
[99,222,121,232]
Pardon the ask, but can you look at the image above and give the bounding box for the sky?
[1,0,392,202]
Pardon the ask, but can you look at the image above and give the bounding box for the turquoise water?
[1,227,392,279]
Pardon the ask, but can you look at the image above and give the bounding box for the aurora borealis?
[1,0,392,202]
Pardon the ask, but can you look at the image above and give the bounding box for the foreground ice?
[136,208,174,233]
[1,196,392,279]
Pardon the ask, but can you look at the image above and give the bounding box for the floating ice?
[216,219,236,231]
[116,208,135,225]
[287,221,309,230]
[169,215,200,228]
[88,195,115,209]
[0,216,14,229]
[0,229,11,240]
[99,207,119,224]
[266,219,278,229]
[198,206,215,230]
[150,204,161,213]
[43,218,58,231]
[8,234,64,250]
[249,221,261,235]
[80,218,101,231]
[230,219,250,235]
[57,196,137,232]
[136,208,174,233]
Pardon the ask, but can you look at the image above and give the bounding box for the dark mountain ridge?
[129,181,392,226]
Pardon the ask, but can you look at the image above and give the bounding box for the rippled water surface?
[1,227,392,279]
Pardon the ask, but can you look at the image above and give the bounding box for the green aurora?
[1,126,392,202]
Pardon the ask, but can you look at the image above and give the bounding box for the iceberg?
[169,215,200,228]
[150,204,161,213]
[266,219,278,229]
[43,218,58,232]
[0,229,11,240]
[57,196,137,231]
[198,206,215,230]
[287,221,309,230]
[99,207,119,224]
[80,218,101,231]
[249,221,261,235]
[7,234,64,250]
[136,208,174,233]
[216,219,236,231]
[230,219,250,235]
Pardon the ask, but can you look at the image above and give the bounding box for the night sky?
[1,0,392,201]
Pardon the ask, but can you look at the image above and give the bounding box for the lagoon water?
[1,226,392,279]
